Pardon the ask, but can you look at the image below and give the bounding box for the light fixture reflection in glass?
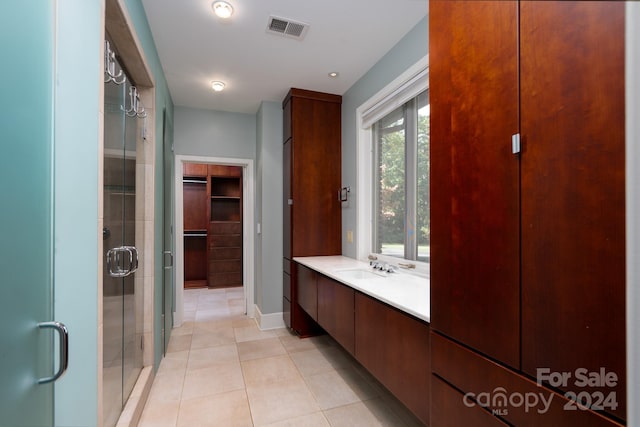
[212,1,234,19]
[211,81,226,92]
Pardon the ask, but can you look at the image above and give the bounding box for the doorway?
[174,155,255,327]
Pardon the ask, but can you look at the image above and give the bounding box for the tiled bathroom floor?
[138,287,425,427]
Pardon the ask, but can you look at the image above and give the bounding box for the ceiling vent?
[267,16,309,40]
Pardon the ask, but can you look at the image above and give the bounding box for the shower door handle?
[107,246,139,277]
[37,321,69,384]
[163,250,173,269]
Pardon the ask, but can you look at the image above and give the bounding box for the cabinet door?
[520,2,626,420]
[430,0,520,368]
[355,293,430,425]
[317,275,354,354]
[290,95,342,257]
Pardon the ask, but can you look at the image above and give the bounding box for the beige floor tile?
[171,322,195,336]
[273,327,293,337]
[194,319,234,333]
[176,389,253,427]
[183,310,197,322]
[156,350,189,375]
[190,328,236,349]
[182,361,245,400]
[232,317,256,328]
[198,299,230,312]
[289,347,353,378]
[138,399,180,427]
[379,392,426,427]
[279,334,333,354]
[241,354,302,386]
[234,324,277,343]
[187,344,239,371]
[246,377,321,426]
[146,372,185,403]
[323,399,407,427]
[195,308,232,322]
[167,334,192,353]
[237,337,287,361]
[304,368,379,410]
[261,411,330,427]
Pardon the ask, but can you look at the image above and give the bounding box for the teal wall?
[54,0,173,425]
[256,101,283,315]
[340,15,428,258]
[173,106,257,159]
[54,1,102,425]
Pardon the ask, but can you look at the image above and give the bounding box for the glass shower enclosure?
[103,42,144,427]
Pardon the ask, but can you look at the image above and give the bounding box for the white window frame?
[356,56,429,277]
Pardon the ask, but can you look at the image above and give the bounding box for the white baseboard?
[254,304,286,330]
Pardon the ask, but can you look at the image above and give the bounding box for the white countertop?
[293,255,430,323]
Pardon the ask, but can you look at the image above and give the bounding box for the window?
[372,90,429,262]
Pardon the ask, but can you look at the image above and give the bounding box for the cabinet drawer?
[209,221,242,235]
[208,272,242,287]
[432,375,509,427]
[431,332,623,427]
[208,164,241,177]
[209,234,241,248]
[283,271,291,301]
[210,247,241,260]
[209,259,241,273]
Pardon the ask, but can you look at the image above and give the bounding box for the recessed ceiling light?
[211,81,226,92]
[328,72,339,78]
[212,1,233,19]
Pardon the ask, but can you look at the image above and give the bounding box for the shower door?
[103,53,143,427]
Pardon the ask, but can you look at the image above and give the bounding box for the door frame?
[173,154,255,326]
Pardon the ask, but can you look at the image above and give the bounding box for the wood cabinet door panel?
[183,162,208,177]
[317,275,354,354]
[430,0,520,368]
[183,183,207,230]
[520,2,626,420]
[290,96,342,257]
[355,293,430,425]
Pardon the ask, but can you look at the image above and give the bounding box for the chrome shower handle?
[106,246,139,277]
[37,321,69,384]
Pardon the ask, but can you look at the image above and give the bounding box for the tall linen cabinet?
[430,1,625,425]
[282,88,342,336]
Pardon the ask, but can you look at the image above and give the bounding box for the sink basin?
[334,268,387,280]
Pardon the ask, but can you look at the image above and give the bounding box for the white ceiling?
[140,0,428,114]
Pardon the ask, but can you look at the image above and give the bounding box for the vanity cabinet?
[430,1,625,424]
[282,88,342,336]
[293,260,430,425]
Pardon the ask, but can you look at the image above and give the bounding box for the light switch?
[346,230,353,243]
